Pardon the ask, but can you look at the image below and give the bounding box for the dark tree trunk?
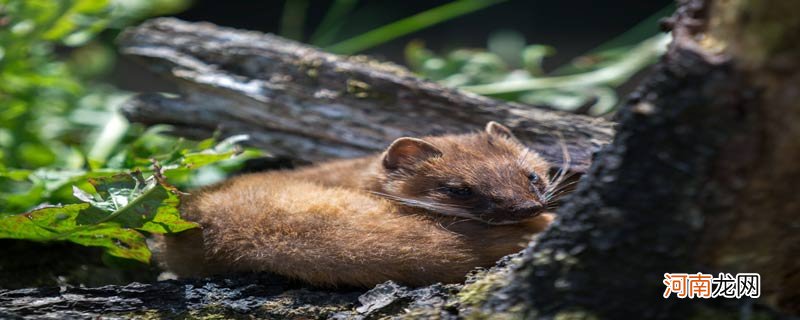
[476,0,800,318]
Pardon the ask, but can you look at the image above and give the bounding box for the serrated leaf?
[76,171,199,234]
[0,168,198,263]
[140,206,198,234]
[0,203,150,263]
[69,225,150,263]
[89,170,147,200]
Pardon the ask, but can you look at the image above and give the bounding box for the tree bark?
[0,273,362,319]
[117,18,614,173]
[475,0,800,318]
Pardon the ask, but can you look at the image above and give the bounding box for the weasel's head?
[375,121,555,225]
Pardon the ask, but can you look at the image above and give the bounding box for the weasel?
[157,122,567,287]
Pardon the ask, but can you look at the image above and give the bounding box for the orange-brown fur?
[158,122,558,287]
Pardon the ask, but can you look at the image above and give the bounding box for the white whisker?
[545,132,571,197]
[369,191,475,219]
[545,180,580,199]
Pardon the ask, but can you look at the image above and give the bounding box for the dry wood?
[118,18,613,172]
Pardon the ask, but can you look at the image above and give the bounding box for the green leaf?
[461,34,670,95]
[180,134,247,169]
[0,169,199,263]
[42,0,111,44]
[76,171,199,234]
[521,44,556,76]
[69,225,150,263]
[0,169,32,181]
[488,30,526,67]
[0,203,150,263]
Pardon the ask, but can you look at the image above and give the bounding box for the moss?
[124,310,163,320]
[553,310,600,320]
[254,297,353,319]
[346,79,373,98]
[708,0,800,68]
[346,55,412,77]
[458,271,509,307]
[688,306,775,320]
[396,308,445,320]
[454,260,529,320]
[461,303,527,320]
[122,308,239,320]
[121,301,352,319]
[463,310,523,320]
[297,57,324,79]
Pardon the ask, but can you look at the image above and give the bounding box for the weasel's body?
[158,122,562,287]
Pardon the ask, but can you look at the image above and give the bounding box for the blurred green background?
[0,0,672,288]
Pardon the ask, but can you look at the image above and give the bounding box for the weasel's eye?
[528,173,540,184]
[444,186,473,197]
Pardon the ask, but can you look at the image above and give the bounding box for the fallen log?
[118,18,614,172]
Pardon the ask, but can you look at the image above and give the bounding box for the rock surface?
[0,254,522,319]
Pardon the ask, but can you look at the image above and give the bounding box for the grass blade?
[552,4,675,75]
[589,4,675,53]
[461,34,670,95]
[309,0,360,46]
[326,0,508,54]
[280,0,310,41]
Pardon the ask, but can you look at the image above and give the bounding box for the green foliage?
[281,0,673,115]
[0,135,251,262]
[404,5,674,115]
[0,0,251,266]
[0,0,190,170]
[0,203,152,262]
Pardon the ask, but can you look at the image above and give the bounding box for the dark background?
[115,0,672,92]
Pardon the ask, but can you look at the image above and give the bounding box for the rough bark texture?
[0,255,519,319]
[0,273,361,319]
[475,0,800,318]
[118,18,614,173]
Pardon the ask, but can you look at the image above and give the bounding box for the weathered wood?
[0,273,362,319]
[0,257,515,319]
[118,18,613,172]
[477,0,800,318]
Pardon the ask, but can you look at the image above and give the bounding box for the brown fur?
[158,122,558,287]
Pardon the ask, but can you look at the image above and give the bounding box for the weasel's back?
[159,172,480,287]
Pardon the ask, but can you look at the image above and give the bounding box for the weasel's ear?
[383,137,443,170]
[485,121,516,139]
